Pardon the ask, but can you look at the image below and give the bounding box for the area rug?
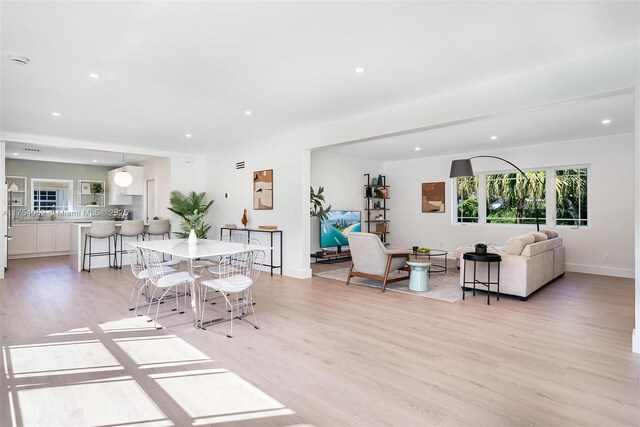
[314,267,462,303]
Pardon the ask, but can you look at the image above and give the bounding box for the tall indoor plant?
[168,190,214,238]
[310,186,331,221]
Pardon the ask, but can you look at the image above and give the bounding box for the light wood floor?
[1,256,639,426]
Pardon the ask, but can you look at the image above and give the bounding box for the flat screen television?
[320,210,361,251]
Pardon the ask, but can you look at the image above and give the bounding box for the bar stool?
[82,220,117,273]
[145,218,179,266]
[116,220,145,269]
[146,219,171,240]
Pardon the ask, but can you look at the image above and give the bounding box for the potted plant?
[475,243,487,255]
[90,182,103,205]
[310,186,331,222]
[168,190,214,238]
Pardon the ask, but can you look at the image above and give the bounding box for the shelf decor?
[422,182,445,213]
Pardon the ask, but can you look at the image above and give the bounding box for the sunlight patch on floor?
[7,340,122,378]
[47,327,93,336]
[17,376,172,427]
[4,316,298,426]
[151,368,293,425]
[114,335,212,369]
[99,316,162,333]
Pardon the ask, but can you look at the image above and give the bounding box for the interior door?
[146,178,156,221]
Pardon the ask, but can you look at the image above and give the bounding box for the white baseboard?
[283,267,312,279]
[633,329,640,354]
[565,263,634,278]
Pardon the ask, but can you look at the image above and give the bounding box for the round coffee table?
[411,248,448,275]
[406,261,431,292]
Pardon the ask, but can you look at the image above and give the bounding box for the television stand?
[311,250,352,264]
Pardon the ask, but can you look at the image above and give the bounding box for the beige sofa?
[457,230,564,300]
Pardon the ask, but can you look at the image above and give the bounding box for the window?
[33,190,59,211]
[556,168,588,226]
[456,176,478,223]
[31,179,73,211]
[454,166,588,227]
[486,171,545,224]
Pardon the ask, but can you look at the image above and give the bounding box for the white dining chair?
[199,250,265,338]
[125,244,176,314]
[142,248,200,329]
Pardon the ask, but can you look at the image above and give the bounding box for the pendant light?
[114,154,133,188]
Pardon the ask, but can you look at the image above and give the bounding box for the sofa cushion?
[521,239,555,257]
[503,234,535,255]
[540,229,559,238]
[529,232,548,242]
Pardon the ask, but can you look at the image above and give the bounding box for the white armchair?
[345,232,411,292]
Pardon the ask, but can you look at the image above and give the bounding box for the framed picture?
[253,169,273,210]
[81,183,91,194]
[422,182,445,213]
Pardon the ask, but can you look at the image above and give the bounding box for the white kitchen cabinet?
[8,224,37,255]
[36,223,56,253]
[55,223,71,251]
[107,166,143,205]
[8,222,73,257]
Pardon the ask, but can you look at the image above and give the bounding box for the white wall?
[384,133,635,277]
[310,151,382,252]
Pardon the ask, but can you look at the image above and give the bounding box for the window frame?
[452,163,590,230]
[30,178,74,212]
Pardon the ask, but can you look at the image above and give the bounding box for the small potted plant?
[90,182,103,205]
[475,243,487,255]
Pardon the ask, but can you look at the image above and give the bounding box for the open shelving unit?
[77,180,106,207]
[364,173,390,245]
[7,176,27,207]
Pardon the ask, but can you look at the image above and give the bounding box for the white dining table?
[127,238,271,328]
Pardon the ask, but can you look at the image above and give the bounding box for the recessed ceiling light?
[51,112,61,117]
[185,133,192,138]
[13,153,19,156]
[490,135,498,140]
[355,67,366,74]
[414,147,420,151]
[601,119,611,125]
[88,73,101,79]
[244,110,252,116]
[92,160,98,163]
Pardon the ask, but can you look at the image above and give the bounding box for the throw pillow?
[529,232,549,242]
[503,234,536,255]
[541,229,559,238]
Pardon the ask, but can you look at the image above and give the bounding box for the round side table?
[406,261,431,292]
[462,252,502,304]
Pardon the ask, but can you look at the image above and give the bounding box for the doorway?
[145,178,156,221]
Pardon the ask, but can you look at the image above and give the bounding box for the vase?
[188,229,197,246]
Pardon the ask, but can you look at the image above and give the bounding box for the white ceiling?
[1,1,638,157]
[323,91,635,161]
[3,143,153,167]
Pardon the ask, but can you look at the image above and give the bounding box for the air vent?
[9,55,30,65]
[23,148,40,152]
[236,161,245,170]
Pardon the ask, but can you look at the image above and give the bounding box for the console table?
[220,227,282,276]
